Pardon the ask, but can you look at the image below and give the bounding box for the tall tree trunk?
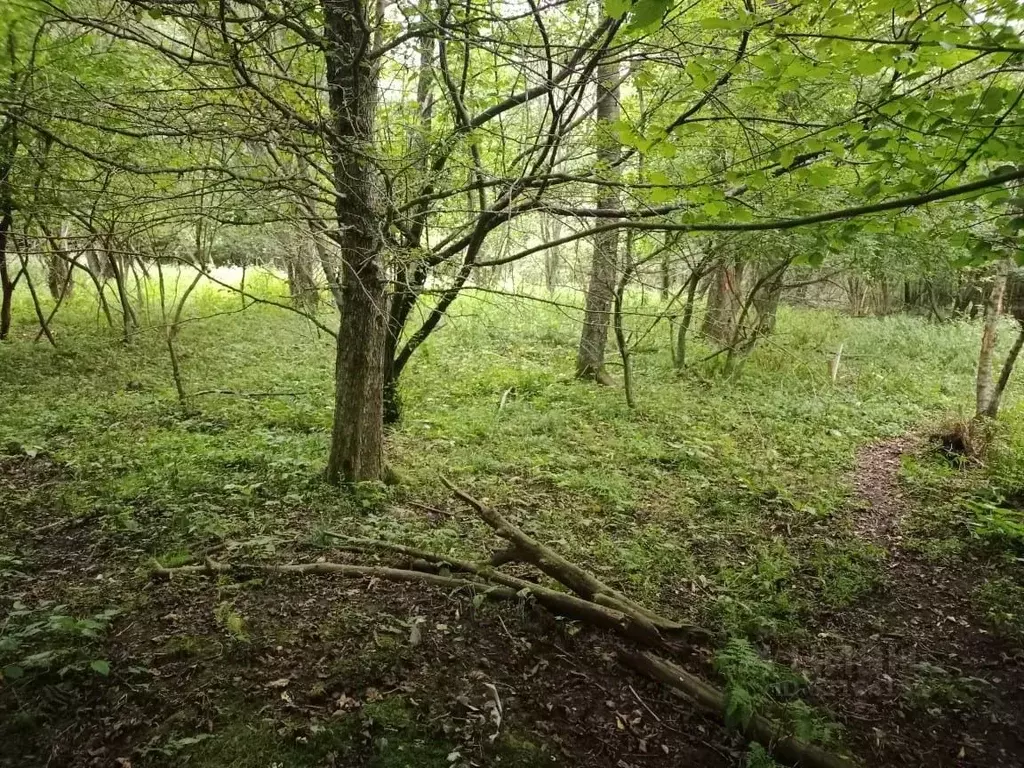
[0,120,16,341]
[542,215,563,293]
[985,321,1024,419]
[0,207,12,340]
[674,268,703,370]
[976,266,1008,418]
[613,243,636,407]
[287,242,320,315]
[660,251,670,302]
[322,0,386,484]
[103,236,136,343]
[576,58,620,384]
[45,221,73,300]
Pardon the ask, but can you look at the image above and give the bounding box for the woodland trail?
[776,435,1024,767]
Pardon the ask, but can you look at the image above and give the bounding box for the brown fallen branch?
[152,496,850,768]
[620,651,856,768]
[440,476,694,636]
[152,559,516,598]
[154,548,667,648]
[320,532,670,646]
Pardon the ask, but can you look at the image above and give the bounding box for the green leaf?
[604,0,631,20]
[854,55,884,76]
[650,186,674,203]
[700,17,741,30]
[89,659,111,676]
[627,0,672,32]
[2,665,24,680]
[859,179,882,198]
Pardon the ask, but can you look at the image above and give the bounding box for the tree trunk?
[322,0,386,484]
[576,58,620,384]
[0,121,15,341]
[985,321,1024,419]
[287,242,320,315]
[0,208,12,340]
[660,250,670,302]
[542,215,563,293]
[976,267,1008,418]
[674,268,702,370]
[382,16,433,426]
[45,222,74,300]
[701,256,744,345]
[613,255,635,408]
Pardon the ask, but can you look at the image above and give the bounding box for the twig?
[188,389,310,399]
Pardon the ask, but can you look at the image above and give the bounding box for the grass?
[2,275,1021,635]
[4,271,1024,762]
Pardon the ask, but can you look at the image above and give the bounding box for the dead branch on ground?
[151,479,856,768]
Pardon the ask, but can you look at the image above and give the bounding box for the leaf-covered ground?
[2,281,1024,766]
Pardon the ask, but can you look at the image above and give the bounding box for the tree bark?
[286,241,320,315]
[985,321,1024,419]
[701,255,744,345]
[322,0,387,484]
[383,17,433,426]
[542,215,563,293]
[45,222,73,300]
[576,57,620,385]
[674,265,704,370]
[976,266,1008,418]
[0,119,16,340]
[0,208,12,340]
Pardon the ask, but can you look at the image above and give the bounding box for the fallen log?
[151,559,516,597]
[620,651,856,768]
[322,532,711,646]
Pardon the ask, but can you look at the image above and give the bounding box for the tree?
[321,0,387,484]
[577,56,622,385]
[3,0,1023,478]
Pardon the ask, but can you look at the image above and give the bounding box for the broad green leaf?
[627,0,672,32]
[604,0,631,20]
[2,665,24,680]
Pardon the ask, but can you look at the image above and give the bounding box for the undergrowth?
[2,272,1023,761]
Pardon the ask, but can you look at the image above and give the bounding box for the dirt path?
[779,436,1024,767]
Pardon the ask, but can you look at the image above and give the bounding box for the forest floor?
[3,288,1024,767]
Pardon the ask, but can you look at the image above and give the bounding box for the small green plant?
[0,600,117,681]
[975,576,1024,638]
[965,498,1024,549]
[714,638,838,745]
[906,661,989,710]
[745,743,782,768]
[215,601,249,641]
